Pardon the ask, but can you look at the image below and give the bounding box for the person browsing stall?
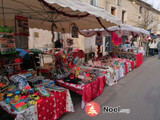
[149,40,156,57]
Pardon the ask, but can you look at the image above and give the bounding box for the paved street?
[61,56,160,120]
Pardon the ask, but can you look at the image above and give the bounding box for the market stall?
[81,24,150,55]
[80,24,149,65]
[73,24,149,89]
[0,0,123,119]
[0,0,121,66]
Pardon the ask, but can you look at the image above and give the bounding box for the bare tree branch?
[138,8,157,29]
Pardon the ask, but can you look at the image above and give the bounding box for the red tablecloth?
[124,62,128,74]
[37,91,67,120]
[130,61,135,70]
[136,53,143,68]
[124,60,134,72]
[56,76,106,105]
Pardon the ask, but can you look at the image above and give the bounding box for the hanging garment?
[112,32,122,46]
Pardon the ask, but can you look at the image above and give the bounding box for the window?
[122,10,126,24]
[117,0,121,6]
[139,6,142,13]
[111,7,116,16]
[90,0,98,6]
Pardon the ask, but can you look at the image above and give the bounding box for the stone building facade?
[84,0,160,34]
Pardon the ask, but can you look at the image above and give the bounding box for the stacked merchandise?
[0,26,16,55]
[110,45,143,68]
[55,67,106,108]
[0,69,74,120]
[39,63,72,80]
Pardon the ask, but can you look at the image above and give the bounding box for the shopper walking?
[157,40,160,59]
[149,40,155,57]
[146,42,150,57]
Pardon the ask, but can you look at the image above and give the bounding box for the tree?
[138,8,157,30]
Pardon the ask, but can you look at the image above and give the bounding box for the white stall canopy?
[0,0,121,32]
[80,24,150,37]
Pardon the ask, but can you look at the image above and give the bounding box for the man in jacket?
[157,40,160,59]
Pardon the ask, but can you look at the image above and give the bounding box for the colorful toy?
[13,95,19,103]
[28,100,36,106]
[73,57,79,64]
[23,73,33,78]
[5,93,13,103]
[20,70,37,78]
[21,96,30,103]
[15,91,20,95]
[11,91,21,103]
[37,86,50,97]
[21,89,27,95]
[27,76,44,88]
[29,88,34,94]
[75,66,81,77]
[5,97,10,104]
[0,82,8,101]
[9,101,27,112]
[7,93,13,98]
[9,75,28,90]
[42,80,55,88]
[28,95,32,99]
[24,85,31,91]
[33,95,40,101]
[7,85,16,92]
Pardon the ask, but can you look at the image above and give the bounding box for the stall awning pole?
[1,0,5,25]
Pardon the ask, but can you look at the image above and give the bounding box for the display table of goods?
[118,46,143,67]
[55,71,106,109]
[39,64,106,109]
[110,51,143,68]
[82,57,134,86]
[0,72,74,120]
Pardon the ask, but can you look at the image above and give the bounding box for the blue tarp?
[16,48,30,60]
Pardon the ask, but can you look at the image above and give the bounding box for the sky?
[142,0,160,10]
